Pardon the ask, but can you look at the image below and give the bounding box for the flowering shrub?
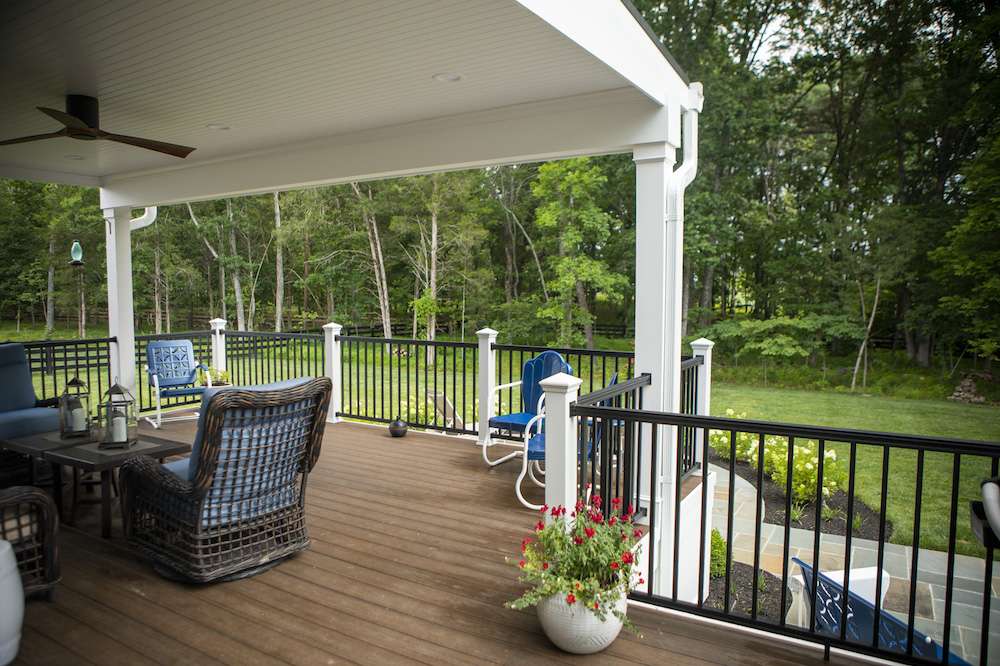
[709,409,845,507]
[507,493,643,629]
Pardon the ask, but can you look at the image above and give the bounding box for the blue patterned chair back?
[792,558,970,665]
[147,340,198,388]
[521,351,571,415]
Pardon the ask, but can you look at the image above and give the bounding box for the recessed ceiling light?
[432,72,462,83]
[64,154,84,160]
[205,123,230,130]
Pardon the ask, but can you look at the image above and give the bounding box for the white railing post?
[538,372,582,521]
[209,318,227,373]
[323,322,343,424]
[476,328,498,444]
[690,337,714,463]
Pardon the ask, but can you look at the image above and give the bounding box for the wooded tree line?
[0,0,996,371]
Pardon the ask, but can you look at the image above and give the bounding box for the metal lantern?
[58,376,91,438]
[98,381,137,449]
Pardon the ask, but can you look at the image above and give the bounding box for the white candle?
[70,407,86,432]
[111,409,128,442]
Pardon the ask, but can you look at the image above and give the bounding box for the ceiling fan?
[0,94,195,158]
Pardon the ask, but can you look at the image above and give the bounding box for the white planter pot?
[0,540,24,666]
[536,590,626,654]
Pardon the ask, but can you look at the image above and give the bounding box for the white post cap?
[538,372,583,394]
[690,337,715,351]
[209,318,227,331]
[323,322,343,334]
[476,327,498,338]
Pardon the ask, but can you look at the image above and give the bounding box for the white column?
[539,372,582,521]
[690,337,714,463]
[323,322,343,424]
[103,206,137,394]
[209,318,227,372]
[633,141,679,595]
[476,328,498,444]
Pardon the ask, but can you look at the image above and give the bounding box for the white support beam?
[98,89,670,209]
[103,206,137,395]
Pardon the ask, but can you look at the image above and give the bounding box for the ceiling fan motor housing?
[66,95,99,131]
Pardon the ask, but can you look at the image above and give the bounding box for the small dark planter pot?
[388,418,408,438]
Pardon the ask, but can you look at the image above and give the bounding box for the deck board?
[15,420,861,665]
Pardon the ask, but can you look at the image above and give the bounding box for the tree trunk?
[302,225,310,329]
[576,280,594,349]
[351,183,392,338]
[153,246,163,334]
[207,257,215,318]
[45,239,55,336]
[164,273,171,333]
[273,192,284,332]
[427,180,439,363]
[227,201,246,330]
[698,265,715,328]
[851,276,881,391]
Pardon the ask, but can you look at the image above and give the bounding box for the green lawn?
[712,383,999,557]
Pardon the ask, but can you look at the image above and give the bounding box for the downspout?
[673,83,703,189]
[130,206,158,231]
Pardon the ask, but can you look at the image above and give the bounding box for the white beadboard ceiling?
[0,0,651,181]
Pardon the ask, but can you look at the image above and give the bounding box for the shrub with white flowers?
[709,409,845,509]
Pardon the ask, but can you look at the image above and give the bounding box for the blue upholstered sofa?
[0,344,59,442]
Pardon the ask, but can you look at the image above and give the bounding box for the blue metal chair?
[482,350,571,467]
[792,558,972,665]
[145,339,210,428]
[514,373,618,509]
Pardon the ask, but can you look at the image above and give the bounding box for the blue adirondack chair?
[792,558,972,665]
[145,339,211,428]
[514,373,618,510]
[482,350,571,468]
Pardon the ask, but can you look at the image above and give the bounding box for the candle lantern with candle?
[58,376,91,438]
[98,381,137,449]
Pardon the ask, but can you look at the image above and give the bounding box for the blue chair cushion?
[525,432,593,462]
[489,412,534,431]
[160,386,206,398]
[163,457,191,479]
[0,344,38,413]
[0,407,60,440]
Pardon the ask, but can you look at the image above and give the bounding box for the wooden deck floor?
[15,420,861,665]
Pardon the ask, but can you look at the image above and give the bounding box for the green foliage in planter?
[197,367,230,386]
[709,529,727,580]
[709,409,846,507]
[506,493,644,631]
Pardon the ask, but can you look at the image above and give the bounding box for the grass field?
[713,383,1000,557]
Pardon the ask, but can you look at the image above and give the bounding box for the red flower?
[593,494,602,506]
[609,516,618,526]
[584,527,595,539]
[611,497,622,508]
[540,504,549,514]
[566,593,576,605]
[633,528,643,539]
[639,578,645,585]
[518,560,526,568]
[610,561,620,570]
[521,537,532,553]
[535,520,545,532]
[621,551,635,564]
[621,533,628,542]
[573,536,584,545]
[593,601,600,609]
[575,499,586,512]
[542,561,550,570]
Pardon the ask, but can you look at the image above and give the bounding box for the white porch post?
[633,141,679,596]
[539,372,582,522]
[209,318,227,372]
[103,206,137,394]
[476,328,498,443]
[323,322,343,423]
[690,337,714,462]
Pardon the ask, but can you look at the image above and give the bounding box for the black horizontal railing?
[225,330,324,388]
[20,337,117,414]
[337,336,478,435]
[569,397,999,666]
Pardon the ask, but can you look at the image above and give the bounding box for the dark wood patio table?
[0,429,82,519]
[42,435,190,538]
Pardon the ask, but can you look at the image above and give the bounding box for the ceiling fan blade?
[103,133,195,158]
[0,130,67,146]
[37,107,90,130]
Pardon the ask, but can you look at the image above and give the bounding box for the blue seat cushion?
[163,457,191,479]
[0,407,60,441]
[525,432,593,462]
[489,412,534,431]
[0,344,38,413]
[159,386,206,398]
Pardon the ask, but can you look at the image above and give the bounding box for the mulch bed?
[709,450,892,541]
[705,562,792,623]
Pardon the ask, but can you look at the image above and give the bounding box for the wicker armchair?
[120,377,332,582]
[0,486,60,598]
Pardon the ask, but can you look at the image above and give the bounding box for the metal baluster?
[904,448,924,655]
[941,453,962,661]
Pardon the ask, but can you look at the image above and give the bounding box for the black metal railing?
[679,356,704,477]
[135,331,213,412]
[570,392,999,666]
[21,337,117,413]
[337,336,478,435]
[225,331,324,387]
